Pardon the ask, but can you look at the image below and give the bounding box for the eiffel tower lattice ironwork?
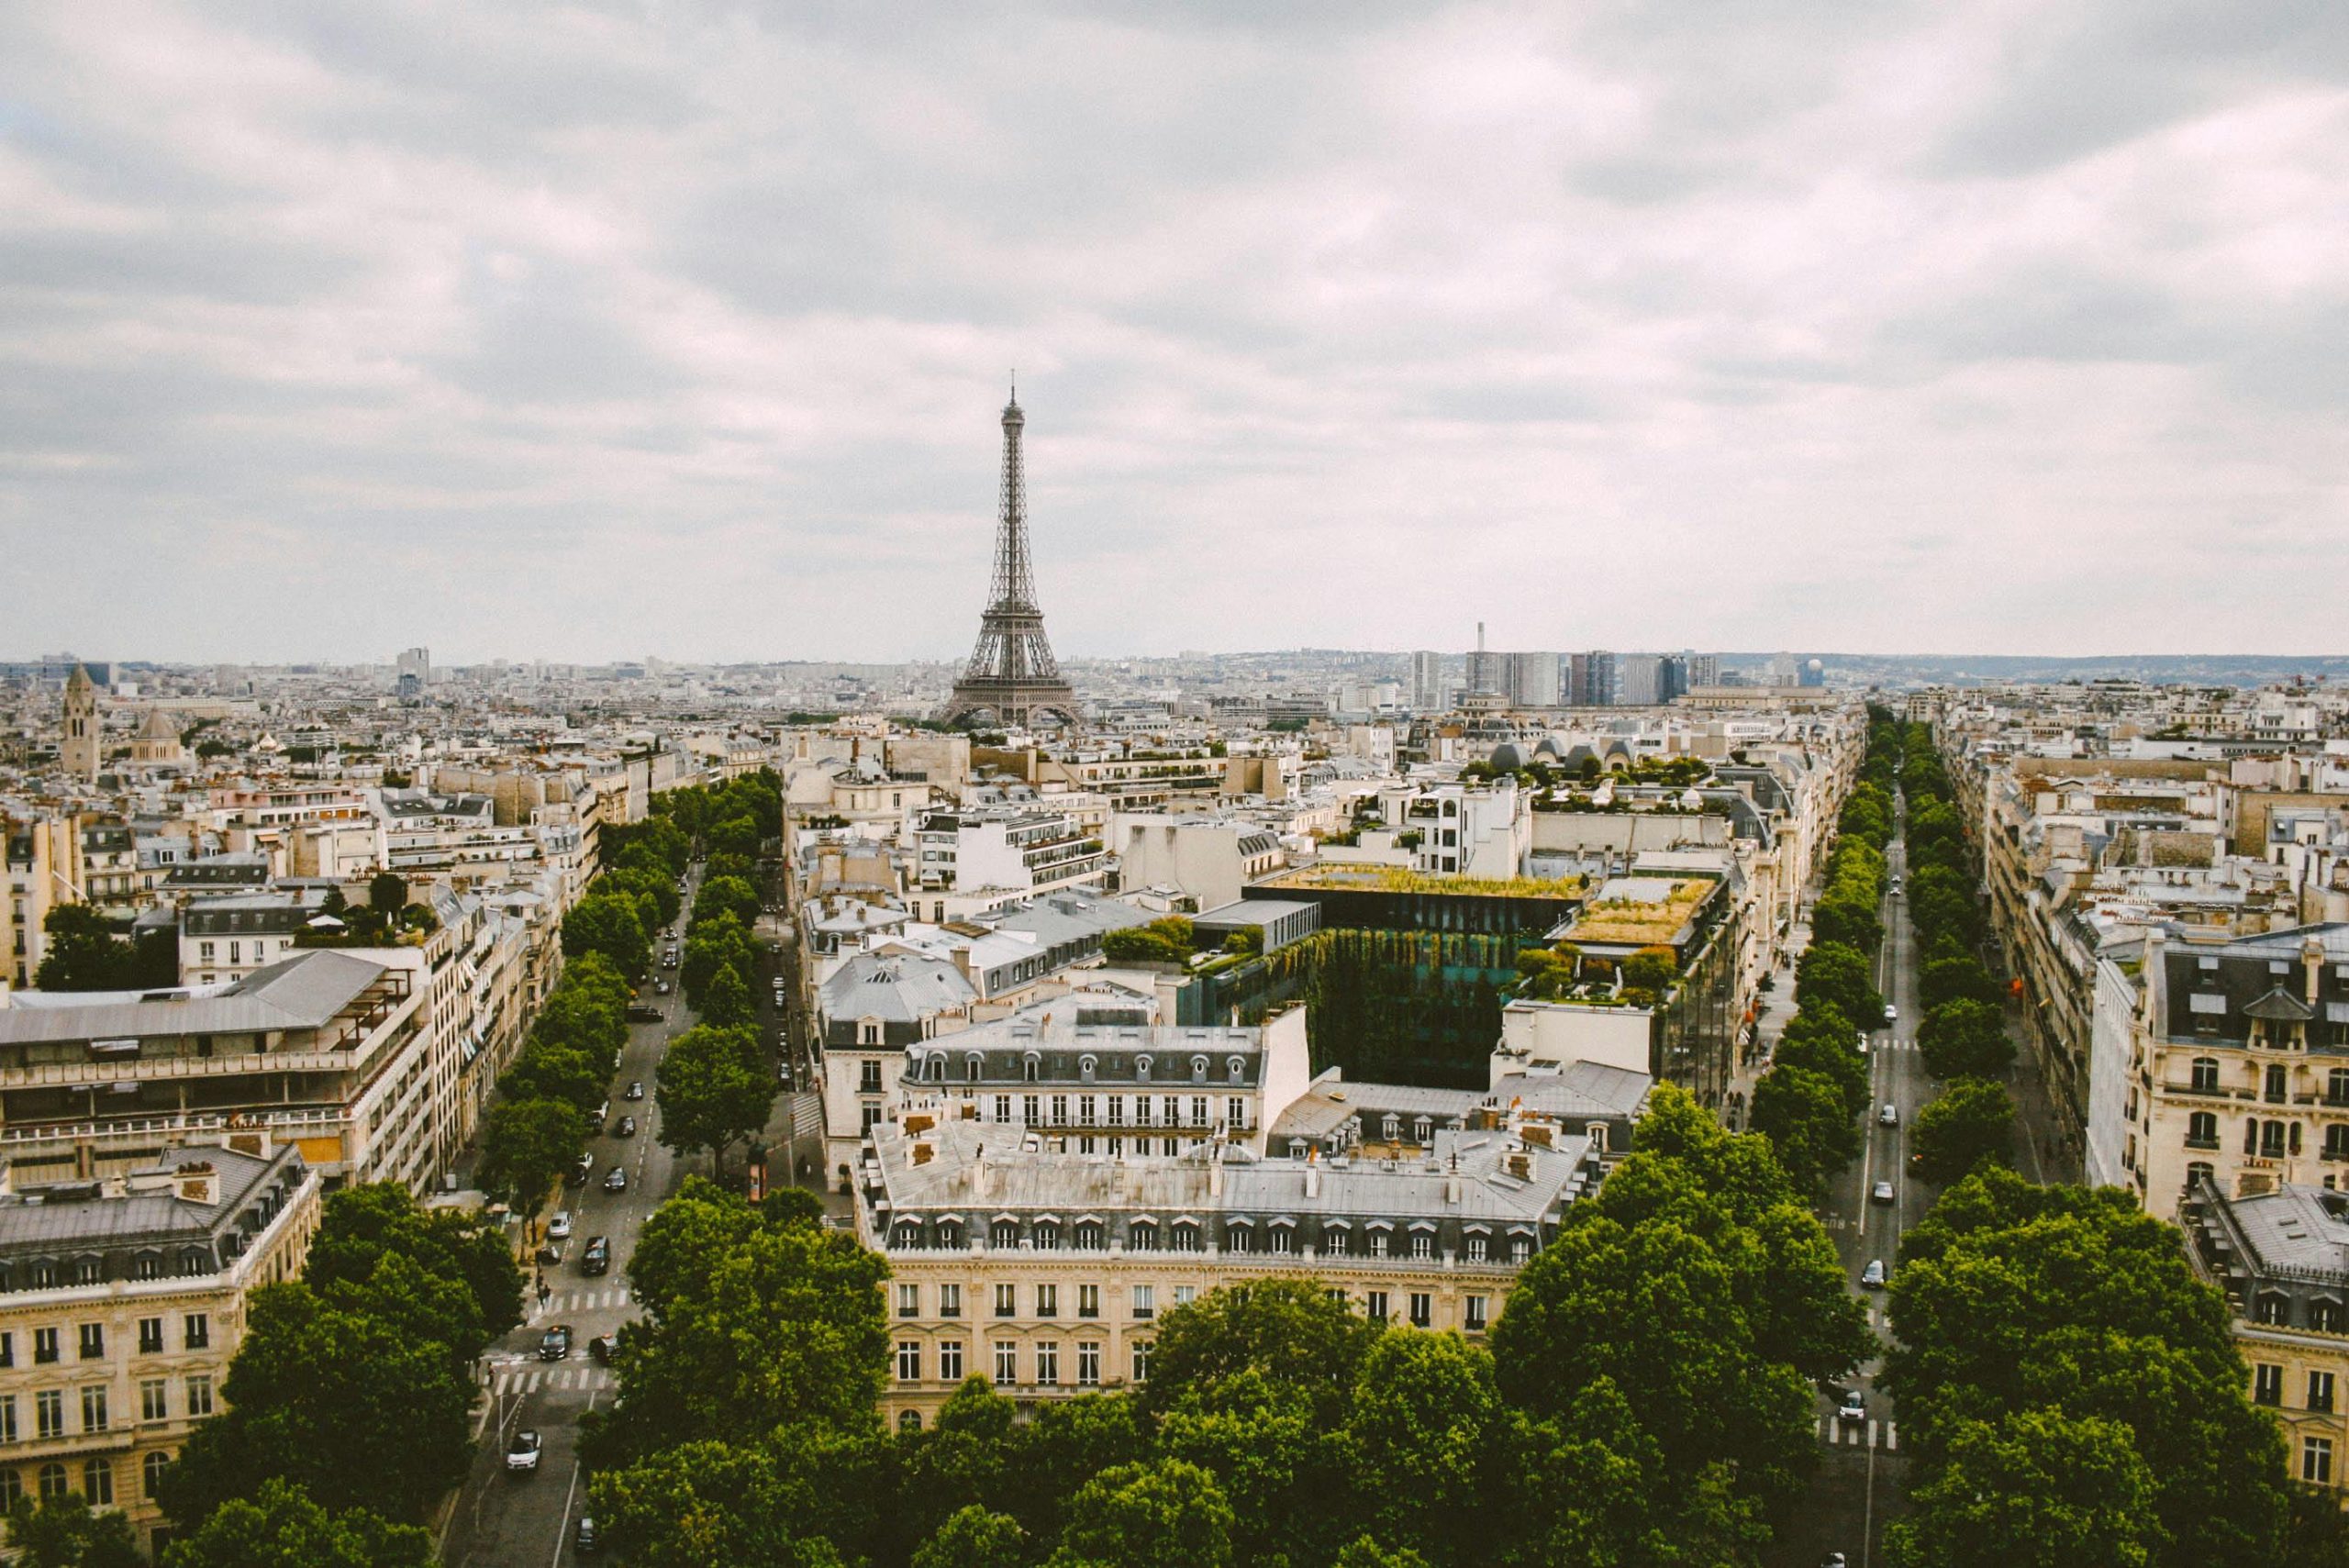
[941,388,1078,727]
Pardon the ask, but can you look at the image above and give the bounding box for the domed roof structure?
[136,707,178,740]
[1488,741,1527,773]
[1532,736,1565,761]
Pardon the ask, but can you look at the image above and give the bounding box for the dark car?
[576,1516,599,1553]
[582,1236,611,1276]
[539,1324,572,1362]
[613,1116,637,1139]
[568,1151,594,1185]
[588,1333,617,1364]
[626,1006,662,1024]
[603,1166,628,1194]
[625,1080,645,1100]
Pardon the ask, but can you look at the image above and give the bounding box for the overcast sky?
[2,2,2344,665]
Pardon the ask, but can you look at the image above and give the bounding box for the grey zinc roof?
[0,949,391,1046]
[0,1145,294,1253]
[818,951,978,1026]
[2225,1184,2349,1278]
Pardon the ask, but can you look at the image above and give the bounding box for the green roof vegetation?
[1264,865,1587,899]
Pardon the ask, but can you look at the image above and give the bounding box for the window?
[1467,1235,1488,1263]
[35,1392,61,1440]
[2255,1363,2285,1406]
[991,1220,1019,1250]
[1366,1291,1389,1323]
[1171,1223,1200,1253]
[0,1397,14,1444]
[899,1408,923,1433]
[860,1061,883,1094]
[1173,1286,1196,1308]
[140,1381,167,1423]
[1079,1284,1099,1318]
[940,1284,962,1318]
[1227,1096,1247,1130]
[1022,1094,1041,1126]
[2190,1057,2221,1093]
[81,1458,110,1507]
[994,1095,1012,1124]
[1409,1293,1432,1329]
[138,1318,162,1355]
[0,1334,11,1369]
[1465,1296,1488,1332]
[1036,1342,1059,1386]
[80,1386,106,1434]
[940,1341,963,1382]
[938,1221,963,1251]
[2261,1120,2288,1159]
[862,1105,882,1135]
[2308,1437,2336,1486]
[993,1342,1018,1386]
[2312,1371,2337,1414]
[1136,1057,1152,1084]
[2331,1068,2349,1106]
[896,1342,922,1382]
[1037,1284,1058,1318]
[1131,1222,1158,1251]
[184,1314,209,1351]
[1189,1096,1208,1129]
[897,1284,920,1318]
[1131,1285,1154,1320]
[186,1376,213,1418]
[893,1221,922,1251]
[1410,1232,1433,1261]
[994,1284,1016,1318]
[2329,1127,2349,1162]
[1130,1341,1151,1383]
[1510,1236,1531,1263]
[2314,1299,2345,1334]
[134,1252,161,1281]
[1078,1095,1097,1124]
[1075,1221,1104,1251]
[1034,1221,1061,1251]
[1370,1230,1390,1259]
[1270,1227,1292,1256]
[77,1324,103,1361]
[1077,1341,1100,1387]
[32,1329,57,1366]
[0,1469,17,1508]
[1080,1056,1097,1084]
[1228,1226,1252,1254]
[141,1451,170,1500]
[1023,1057,1040,1084]
[1325,1229,1350,1257]
[37,1462,65,1501]
[2187,1112,2220,1149]
[1107,1095,1125,1127]
[1051,1095,1068,1127]
[2268,1065,2290,1104]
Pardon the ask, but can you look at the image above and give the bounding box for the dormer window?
[1024,1055,1041,1083]
[1227,1057,1244,1084]
[965,1054,983,1083]
[1136,1056,1152,1084]
[1079,1056,1097,1084]
[1191,1056,1208,1084]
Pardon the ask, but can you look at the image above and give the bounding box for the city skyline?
[4,3,2345,663]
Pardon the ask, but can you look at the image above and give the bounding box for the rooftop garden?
[1266,865,1587,899]
[1566,876,1717,945]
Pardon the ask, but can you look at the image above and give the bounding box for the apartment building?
[0,950,436,1190]
[913,809,1107,895]
[178,892,321,986]
[860,1117,1598,1429]
[2180,1176,2349,1495]
[0,1140,319,1557]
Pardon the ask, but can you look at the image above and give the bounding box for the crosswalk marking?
[789,1092,822,1140]
[493,1367,614,1398]
[1814,1416,1898,1451]
[526,1286,633,1323]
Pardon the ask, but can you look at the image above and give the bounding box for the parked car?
[576,1516,600,1553]
[505,1429,542,1474]
[582,1236,610,1276]
[539,1324,572,1362]
[1822,1554,1849,1568]
[1837,1389,1867,1426]
[1860,1259,1887,1290]
[614,1116,637,1139]
[588,1333,616,1363]
[654,979,671,995]
[534,1240,563,1266]
[569,1152,594,1185]
[626,1005,662,1023]
[1878,1102,1899,1127]
[625,1080,645,1100]
[1871,1180,1897,1206]
[604,1166,628,1193]
[546,1210,573,1241]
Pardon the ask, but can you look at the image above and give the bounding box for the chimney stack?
[1208,1137,1224,1199]
[1304,1145,1320,1200]
[1444,1149,1462,1206]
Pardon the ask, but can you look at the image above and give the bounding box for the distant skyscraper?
[395,646,429,698]
[1688,653,1720,688]
[1576,651,1617,706]
[59,663,99,781]
[1464,623,1501,696]
[1617,655,1663,707]
[1659,655,1689,704]
[942,390,1078,728]
[1504,651,1559,707]
[1410,651,1442,712]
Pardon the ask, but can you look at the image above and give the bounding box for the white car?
[546,1211,573,1242]
[1883,1003,1898,1024]
[1837,1389,1867,1426]
[506,1429,543,1473]
[1879,1103,1899,1127]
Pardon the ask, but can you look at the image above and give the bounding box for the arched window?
[2191,1057,2221,1093]
[929,1056,945,1082]
[2187,1161,2215,1189]
[36,1463,65,1501]
[81,1458,111,1507]
[1130,1220,1159,1251]
[2188,1112,2219,1148]
[990,1220,1019,1250]
[1023,1055,1040,1084]
[964,1054,983,1083]
[2267,1065,2289,1103]
[897,1409,923,1433]
[2262,1122,2288,1158]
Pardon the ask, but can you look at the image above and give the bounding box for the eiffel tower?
[941,388,1079,727]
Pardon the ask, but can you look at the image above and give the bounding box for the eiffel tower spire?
[942,387,1077,727]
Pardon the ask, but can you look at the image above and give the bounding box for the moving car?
[604,1166,629,1193]
[547,1210,573,1241]
[539,1324,572,1362]
[614,1116,637,1139]
[1883,1003,1898,1024]
[1837,1389,1867,1426]
[1871,1180,1897,1206]
[505,1429,542,1474]
[654,979,670,995]
[625,1080,645,1100]
[576,1517,599,1553]
[1860,1259,1887,1290]
[588,1333,616,1364]
[568,1152,594,1185]
[1878,1102,1899,1127]
[626,1006,662,1023]
[582,1236,610,1276]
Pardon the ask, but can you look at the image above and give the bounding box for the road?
[440,869,710,1568]
[1775,796,1924,1568]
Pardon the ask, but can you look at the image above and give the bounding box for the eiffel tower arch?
[941,390,1080,728]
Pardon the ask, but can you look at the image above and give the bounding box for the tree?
[32,905,137,992]
[1910,1077,2014,1184]
[914,1507,1030,1568]
[367,872,408,917]
[160,1284,473,1528]
[696,874,763,933]
[1346,1329,1498,1564]
[476,1096,587,1213]
[1620,945,1678,995]
[562,889,650,977]
[2,1492,142,1568]
[1920,954,2001,1013]
[701,962,759,1030]
[1049,1459,1234,1568]
[1795,942,1883,1033]
[1917,998,2015,1080]
[302,1182,521,1349]
[1141,1276,1380,1425]
[655,1024,773,1177]
[1884,1408,2163,1568]
[1749,1064,1860,1196]
[161,1477,432,1568]
[586,1438,848,1568]
[683,913,757,1006]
